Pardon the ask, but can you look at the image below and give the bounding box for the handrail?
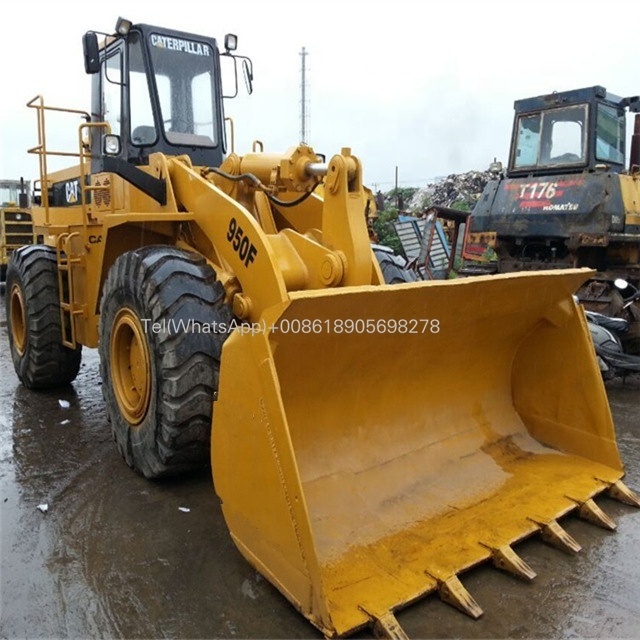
[26,95,91,120]
[26,95,96,226]
[225,116,235,154]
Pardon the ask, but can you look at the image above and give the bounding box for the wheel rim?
[110,308,152,425]
[10,284,27,356]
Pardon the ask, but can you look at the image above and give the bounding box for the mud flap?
[211,268,630,637]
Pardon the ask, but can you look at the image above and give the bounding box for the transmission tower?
[299,47,309,144]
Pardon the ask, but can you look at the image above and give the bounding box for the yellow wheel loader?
[0,178,34,283]
[5,18,639,638]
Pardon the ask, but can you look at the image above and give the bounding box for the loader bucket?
[211,268,634,638]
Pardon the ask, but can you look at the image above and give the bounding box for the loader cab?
[83,20,251,173]
[0,179,30,209]
[508,86,627,178]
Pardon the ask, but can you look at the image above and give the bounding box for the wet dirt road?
[1,296,639,639]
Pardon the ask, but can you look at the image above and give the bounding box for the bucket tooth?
[608,480,640,507]
[371,611,409,640]
[533,518,582,553]
[574,498,616,531]
[483,544,537,581]
[436,575,483,619]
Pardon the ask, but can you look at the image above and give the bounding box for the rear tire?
[5,245,82,389]
[99,246,232,478]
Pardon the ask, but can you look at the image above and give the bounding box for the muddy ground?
[1,295,639,639]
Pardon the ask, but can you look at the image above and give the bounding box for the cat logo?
[65,180,80,204]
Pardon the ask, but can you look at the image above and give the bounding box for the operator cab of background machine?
[82,18,252,176]
[508,86,639,178]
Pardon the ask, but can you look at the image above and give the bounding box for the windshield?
[596,104,625,165]
[0,185,19,206]
[0,182,28,206]
[513,105,587,170]
[147,33,218,147]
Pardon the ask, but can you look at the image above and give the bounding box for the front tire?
[5,245,82,389]
[99,246,232,478]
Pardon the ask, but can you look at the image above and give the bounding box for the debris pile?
[408,170,494,211]
[373,168,496,253]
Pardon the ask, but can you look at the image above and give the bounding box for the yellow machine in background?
[0,178,34,282]
[5,18,639,638]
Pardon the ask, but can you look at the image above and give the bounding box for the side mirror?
[83,31,100,74]
[242,58,253,95]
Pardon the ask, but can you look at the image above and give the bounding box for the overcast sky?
[1,0,639,190]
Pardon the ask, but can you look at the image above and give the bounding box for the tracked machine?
[467,86,640,352]
[6,21,640,638]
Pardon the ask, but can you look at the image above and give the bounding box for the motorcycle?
[582,279,640,380]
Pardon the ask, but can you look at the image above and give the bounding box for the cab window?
[102,49,122,138]
[129,32,158,146]
[513,105,587,169]
[596,104,625,165]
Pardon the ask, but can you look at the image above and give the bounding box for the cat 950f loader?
[6,19,639,638]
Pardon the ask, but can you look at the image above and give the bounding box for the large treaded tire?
[373,248,419,284]
[5,245,82,389]
[99,246,232,479]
